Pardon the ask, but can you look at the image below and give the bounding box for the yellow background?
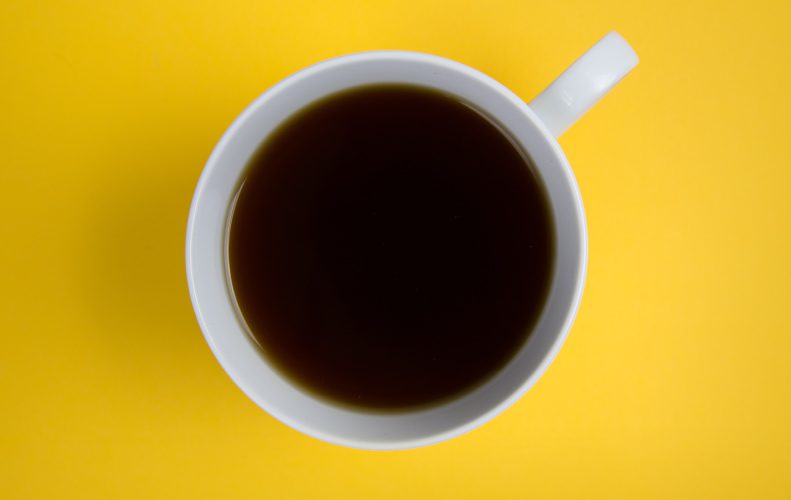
[2,0,790,498]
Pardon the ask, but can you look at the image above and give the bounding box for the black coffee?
[228,84,554,410]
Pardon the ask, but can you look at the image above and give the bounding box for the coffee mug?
[186,32,638,449]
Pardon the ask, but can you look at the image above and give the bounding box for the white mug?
[186,32,638,449]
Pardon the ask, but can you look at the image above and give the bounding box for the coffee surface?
[228,84,554,410]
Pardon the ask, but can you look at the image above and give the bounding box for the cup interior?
[186,51,587,449]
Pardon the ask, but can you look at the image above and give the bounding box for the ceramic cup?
[186,32,638,449]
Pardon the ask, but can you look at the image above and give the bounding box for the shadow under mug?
[187,32,638,449]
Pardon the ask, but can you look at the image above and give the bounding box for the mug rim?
[186,50,587,449]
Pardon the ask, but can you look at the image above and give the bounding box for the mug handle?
[529,32,639,138]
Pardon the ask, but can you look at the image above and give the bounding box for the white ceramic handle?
[529,32,639,138]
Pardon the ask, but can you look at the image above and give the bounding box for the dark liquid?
[228,85,554,410]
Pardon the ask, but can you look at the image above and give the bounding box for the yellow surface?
[2,0,790,498]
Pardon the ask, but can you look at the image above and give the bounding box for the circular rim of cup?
[186,51,587,450]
